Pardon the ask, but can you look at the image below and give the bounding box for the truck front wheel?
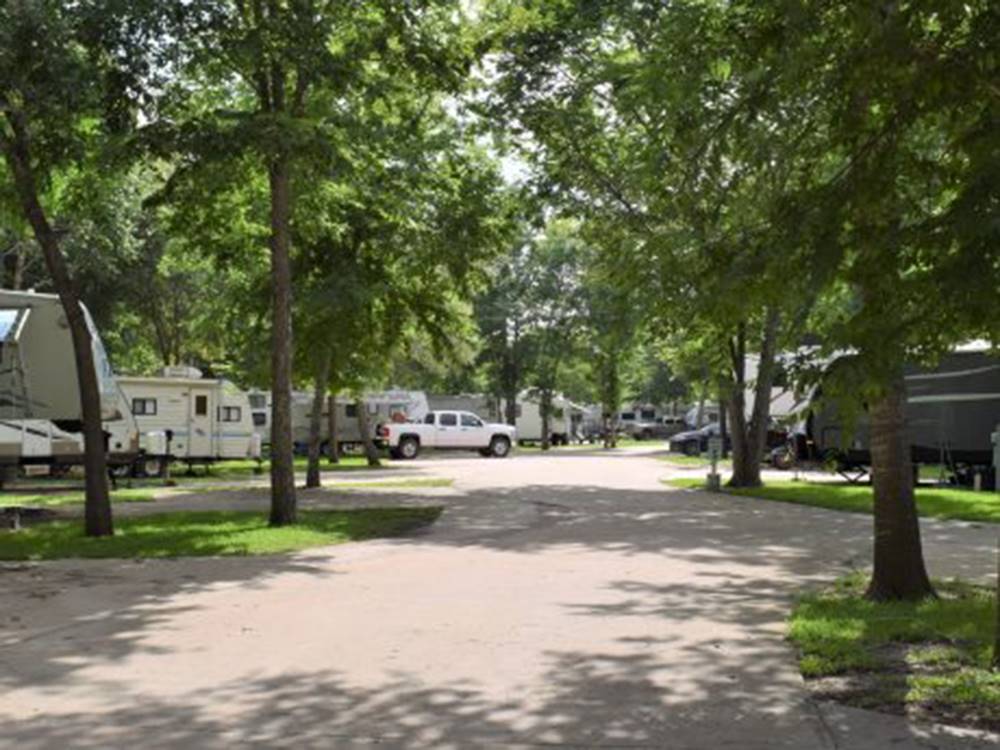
[398,436,420,460]
[489,436,511,458]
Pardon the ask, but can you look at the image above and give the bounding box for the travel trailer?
[427,393,498,420]
[117,367,261,467]
[504,393,583,445]
[808,345,1000,485]
[0,289,120,422]
[251,389,429,454]
[0,290,139,478]
[0,384,140,473]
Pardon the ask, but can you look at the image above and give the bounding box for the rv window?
[248,394,267,409]
[640,409,655,420]
[132,398,157,416]
[252,413,267,426]
[0,309,22,340]
[424,412,435,424]
[345,404,358,418]
[460,413,483,427]
[195,395,208,416]
[439,413,457,427]
[219,406,241,422]
[621,412,636,421]
[553,408,565,419]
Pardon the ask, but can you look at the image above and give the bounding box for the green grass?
[666,478,1000,524]
[0,488,156,508]
[174,455,392,480]
[658,451,732,468]
[0,507,442,560]
[789,575,999,723]
[324,477,453,489]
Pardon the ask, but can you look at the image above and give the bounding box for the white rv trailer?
[0,289,119,421]
[504,393,582,445]
[117,367,261,465]
[248,388,428,454]
[0,384,140,473]
[303,390,430,453]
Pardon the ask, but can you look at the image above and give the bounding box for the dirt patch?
[804,642,999,733]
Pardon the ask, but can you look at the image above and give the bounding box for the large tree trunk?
[305,351,331,489]
[718,397,729,459]
[356,399,381,468]
[728,311,781,488]
[865,374,935,601]
[601,357,620,449]
[540,389,552,451]
[267,158,297,525]
[327,393,339,464]
[2,113,112,537]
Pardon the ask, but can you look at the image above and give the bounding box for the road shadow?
[2,478,996,748]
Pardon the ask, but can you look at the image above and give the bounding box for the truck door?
[435,412,459,448]
[458,412,488,447]
[187,385,214,457]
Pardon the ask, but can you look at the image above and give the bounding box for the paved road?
[1,449,996,749]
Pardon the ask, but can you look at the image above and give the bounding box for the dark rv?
[807,346,1000,485]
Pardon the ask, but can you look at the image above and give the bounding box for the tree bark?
[305,350,331,489]
[540,389,552,451]
[601,357,620,449]
[865,373,935,601]
[2,112,113,537]
[728,310,781,488]
[267,157,297,525]
[718,397,729,459]
[327,393,339,464]
[356,398,381,467]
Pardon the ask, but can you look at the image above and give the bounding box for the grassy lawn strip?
[0,507,441,560]
[659,451,732,468]
[322,478,453,489]
[789,574,999,731]
[666,478,1000,524]
[0,488,155,508]
[173,456,394,480]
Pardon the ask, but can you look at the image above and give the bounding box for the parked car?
[379,410,516,459]
[669,421,788,456]
[624,416,687,440]
[668,423,725,455]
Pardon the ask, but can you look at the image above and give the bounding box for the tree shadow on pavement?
[2,480,996,749]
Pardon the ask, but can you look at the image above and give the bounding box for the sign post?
[706,436,723,491]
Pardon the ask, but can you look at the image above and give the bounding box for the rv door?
[187,385,214,457]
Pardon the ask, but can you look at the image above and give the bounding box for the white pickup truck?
[379,410,516,460]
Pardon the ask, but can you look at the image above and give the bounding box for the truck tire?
[489,436,511,458]
[398,436,420,460]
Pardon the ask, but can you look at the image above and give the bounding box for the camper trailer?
[427,394,498,420]
[808,345,1000,485]
[117,367,261,467]
[0,289,119,422]
[246,388,429,454]
[0,290,140,478]
[504,393,582,445]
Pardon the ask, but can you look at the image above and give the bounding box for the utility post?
[706,436,723,491]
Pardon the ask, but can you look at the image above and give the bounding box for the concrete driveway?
[1,449,996,749]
